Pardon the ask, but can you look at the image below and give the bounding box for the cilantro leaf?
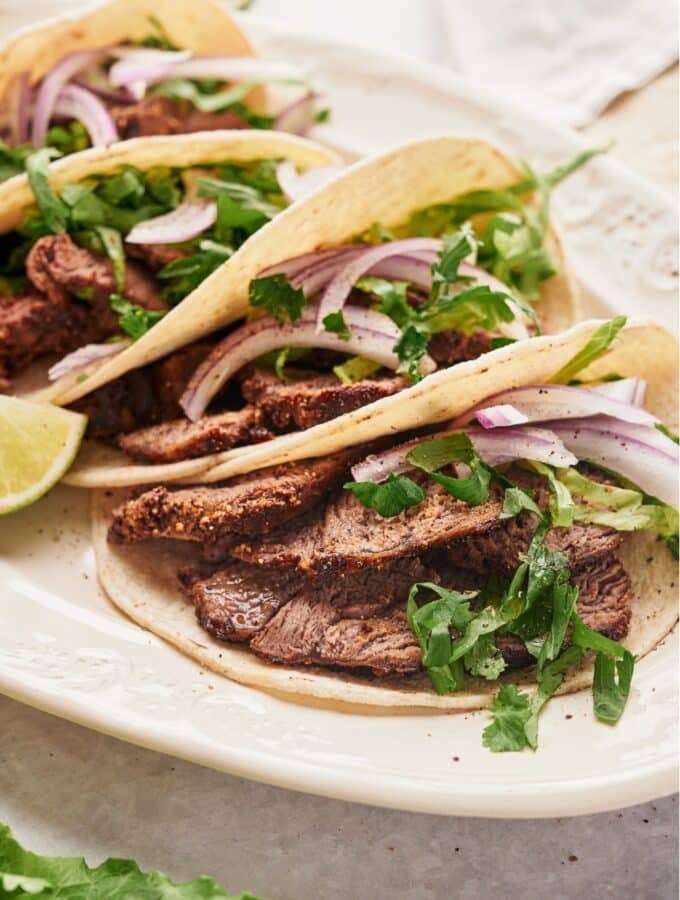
[482,684,533,752]
[110,295,165,341]
[0,141,34,182]
[198,176,283,220]
[406,433,493,506]
[500,486,542,520]
[157,242,232,305]
[249,274,305,322]
[431,228,477,288]
[550,316,627,384]
[393,323,430,382]
[592,650,635,724]
[0,822,257,899]
[357,277,414,327]
[344,473,426,518]
[25,148,69,233]
[464,632,506,680]
[322,310,350,340]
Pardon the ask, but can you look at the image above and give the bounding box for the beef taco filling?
[74,148,602,467]
[104,344,678,750]
[0,17,326,178]
[0,154,304,390]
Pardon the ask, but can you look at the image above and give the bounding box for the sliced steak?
[240,366,406,431]
[144,339,216,423]
[108,452,359,545]
[0,291,97,384]
[117,406,272,463]
[233,475,503,575]
[111,96,248,139]
[26,234,165,318]
[428,328,492,366]
[446,516,622,578]
[126,243,186,272]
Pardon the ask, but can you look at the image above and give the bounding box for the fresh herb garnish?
[322,310,350,340]
[344,474,426,518]
[94,225,126,293]
[157,241,232,305]
[249,274,305,322]
[109,295,165,341]
[550,316,627,384]
[25,148,69,233]
[407,433,494,506]
[0,142,33,182]
[0,822,257,899]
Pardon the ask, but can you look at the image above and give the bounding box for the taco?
[60,135,598,489]
[92,317,678,750]
[0,130,339,397]
[0,0,326,176]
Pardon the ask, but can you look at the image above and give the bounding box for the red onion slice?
[274,91,322,135]
[31,48,110,146]
[110,54,304,88]
[180,304,431,421]
[350,426,577,484]
[545,419,678,507]
[590,377,648,407]
[315,238,444,331]
[107,49,192,87]
[126,198,217,245]
[275,161,343,203]
[52,85,118,147]
[460,383,657,429]
[475,404,529,429]
[48,340,128,382]
[73,77,137,104]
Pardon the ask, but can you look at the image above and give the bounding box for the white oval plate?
[0,19,677,818]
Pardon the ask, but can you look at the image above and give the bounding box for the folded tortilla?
[91,318,678,708]
[64,134,579,486]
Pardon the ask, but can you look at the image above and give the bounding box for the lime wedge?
[0,396,87,515]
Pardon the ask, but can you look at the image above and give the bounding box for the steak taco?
[0,130,339,396]
[0,0,327,176]
[61,136,600,488]
[93,317,678,750]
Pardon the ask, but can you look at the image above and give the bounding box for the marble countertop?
[0,4,677,898]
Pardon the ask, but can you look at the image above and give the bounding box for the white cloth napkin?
[440,0,678,126]
[245,0,676,127]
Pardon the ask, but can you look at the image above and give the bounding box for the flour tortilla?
[64,135,579,486]
[91,319,678,709]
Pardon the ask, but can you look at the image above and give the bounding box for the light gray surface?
[0,695,677,899]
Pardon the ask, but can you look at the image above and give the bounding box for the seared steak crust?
[108,453,358,545]
[232,476,503,574]
[117,406,272,463]
[240,366,406,431]
[111,96,248,139]
[428,328,493,366]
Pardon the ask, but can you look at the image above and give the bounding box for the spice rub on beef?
[232,476,503,575]
[240,366,406,431]
[117,406,272,464]
[428,328,493,366]
[108,452,359,546]
[111,96,249,140]
[26,233,165,317]
[0,291,97,388]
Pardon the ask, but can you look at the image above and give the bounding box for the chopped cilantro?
[110,295,166,341]
[249,274,305,322]
[406,433,493,506]
[344,474,426,518]
[25,148,69,233]
[322,310,350,340]
[0,141,34,182]
[500,486,542,520]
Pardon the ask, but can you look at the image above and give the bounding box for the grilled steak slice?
[428,328,492,366]
[111,96,248,139]
[251,596,421,676]
[0,291,97,385]
[72,340,216,438]
[26,234,165,318]
[240,366,406,431]
[185,561,304,642]
[126,243,186,272]
[233,476,503,574]
[446,516,622,577]
[117,406,272,463]
[108,452,358,545]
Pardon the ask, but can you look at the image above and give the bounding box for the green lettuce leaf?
[550,316,627,384]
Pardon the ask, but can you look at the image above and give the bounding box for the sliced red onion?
[315,238,444,331]
[590,377,648,407]
[274,91,322,135]
[275,161,343,203]
[47,340,128,382]
[31,48,110,146]
[107,49,192,87]
[461,383,658,430]
[52,85,118,147]
[258,247,356,282]
[73,77,137,104]
[350,426,577,484]
[110,54,303,88]
[126,198,216,245]
[545,419,678,507]
[180,304,430,421]
[475,404,529,429]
